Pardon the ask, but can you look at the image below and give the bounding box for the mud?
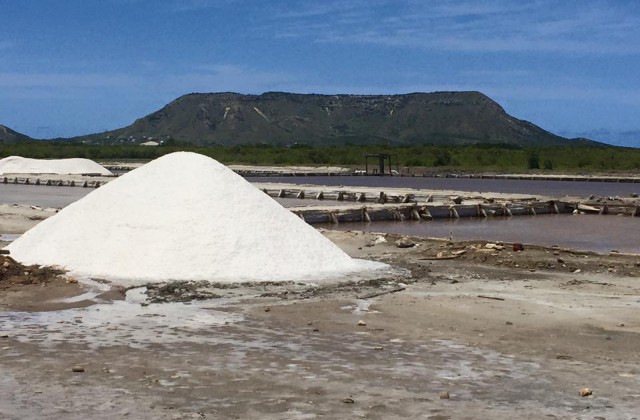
[1,228,640,418]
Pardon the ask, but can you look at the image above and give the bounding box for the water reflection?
[321,214,640,254]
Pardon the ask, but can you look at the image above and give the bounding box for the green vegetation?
[2,141,640,172]
[74,92,598,148]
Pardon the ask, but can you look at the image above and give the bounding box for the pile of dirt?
[0,255,66,288]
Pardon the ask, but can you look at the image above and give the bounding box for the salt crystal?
[7,152,383,286]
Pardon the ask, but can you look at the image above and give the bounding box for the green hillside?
[81,91,596,147]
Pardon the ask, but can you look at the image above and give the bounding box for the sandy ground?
[1,206,640,419]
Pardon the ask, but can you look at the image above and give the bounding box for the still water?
[2,182,638,254]
[250,176,640,198]
[320,214,640,254]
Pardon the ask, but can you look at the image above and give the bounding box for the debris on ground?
[0,255,66,287]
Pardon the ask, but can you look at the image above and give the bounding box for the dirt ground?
[1,227,640,419]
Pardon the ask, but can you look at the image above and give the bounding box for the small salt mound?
[7,152,384,286]
[0,156,113,175]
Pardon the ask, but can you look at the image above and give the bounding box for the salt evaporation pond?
[6,152,386,286]
[249,176,640,198]
[321,214,640,254]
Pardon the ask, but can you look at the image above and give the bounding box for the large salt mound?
[7,152,384,286]
[0,156,113,175]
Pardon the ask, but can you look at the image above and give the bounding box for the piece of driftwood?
[477,295,505,301]
[357,287,406,300]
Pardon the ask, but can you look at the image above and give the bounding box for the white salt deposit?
[7,152,385,286]
[0,156,113,175]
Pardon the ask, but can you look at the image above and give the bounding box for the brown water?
[320,214,640,254]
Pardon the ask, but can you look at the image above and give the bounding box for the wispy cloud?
[0,72,138,89]
[267,0,640,55]
[161,64,294,94]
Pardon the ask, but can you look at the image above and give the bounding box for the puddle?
[0,288,243,349]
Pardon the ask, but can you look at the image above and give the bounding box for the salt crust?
[7,152,384,286]
[0,156,112,175]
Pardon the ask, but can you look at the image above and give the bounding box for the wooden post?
[502,204,512,217]
[361,207,371,222]
[477,204,487,218]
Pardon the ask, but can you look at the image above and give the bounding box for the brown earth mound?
[0,254,66,288]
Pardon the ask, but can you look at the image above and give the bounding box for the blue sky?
[2,0,639,145]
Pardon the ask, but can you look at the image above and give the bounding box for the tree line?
[1,141,640,172]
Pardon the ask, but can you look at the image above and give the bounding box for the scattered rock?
[342,397,355,404]
[373,235,388,245]
[71,366,85,373]
[505,321,513,326]
[439,391,450,399]
[264,307,271,312]
[485,243,504,250]
[579,388,593,397]
[617,323,625,327]
[357,320,367,327]
[513,243,524,252]
[374,346,383,351]
[395,238,416,248]
[66,278,78,284]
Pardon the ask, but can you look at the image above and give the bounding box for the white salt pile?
[0,156,113,175]
[7,152,384,286]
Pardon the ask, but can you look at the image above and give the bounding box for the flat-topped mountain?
[0,125,33,143]
[83,91,596,147]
